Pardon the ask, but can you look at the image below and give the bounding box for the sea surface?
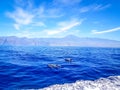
[0,46,120,90]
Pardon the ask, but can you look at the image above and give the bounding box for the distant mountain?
[0,36,120,47]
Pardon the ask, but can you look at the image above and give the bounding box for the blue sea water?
[0,46,120,89]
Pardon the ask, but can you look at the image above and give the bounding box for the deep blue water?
[0,46,120,89]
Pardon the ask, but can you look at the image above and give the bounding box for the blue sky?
[0,0,120,40]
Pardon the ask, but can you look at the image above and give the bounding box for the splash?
[41,76,120,90]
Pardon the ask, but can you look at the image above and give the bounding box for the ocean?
[0,46,120,90]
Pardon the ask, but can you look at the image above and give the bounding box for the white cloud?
[92,27,120,34]
[80,7,91,13]
[54,0,82,5]
[32,22,46,27]
[35,6,63,18]
[15,0,33,10]
[46,19,84,35]
[6,0,63,30]
[93,4,110,11]
[14,24,20,30]
[6,7,34,30]
[80,4,110,13]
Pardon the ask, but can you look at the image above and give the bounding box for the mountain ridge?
[0,36,120,47]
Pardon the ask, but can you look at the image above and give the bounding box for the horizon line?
[0,35,120,41]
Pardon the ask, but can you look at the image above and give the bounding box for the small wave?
[41,76,120,90]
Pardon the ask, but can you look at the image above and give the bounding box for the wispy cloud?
[31,22,46,27]
[6,7,34,30]
[93,4,110,10]
[14,24,20,30]
[80,4,110,13]
[46,19,84,35]
[35,6,63,18]
[6,0,63,30]
[92,27,120,34]
[54,0,82,6]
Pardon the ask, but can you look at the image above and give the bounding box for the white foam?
[40,76,120,90]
